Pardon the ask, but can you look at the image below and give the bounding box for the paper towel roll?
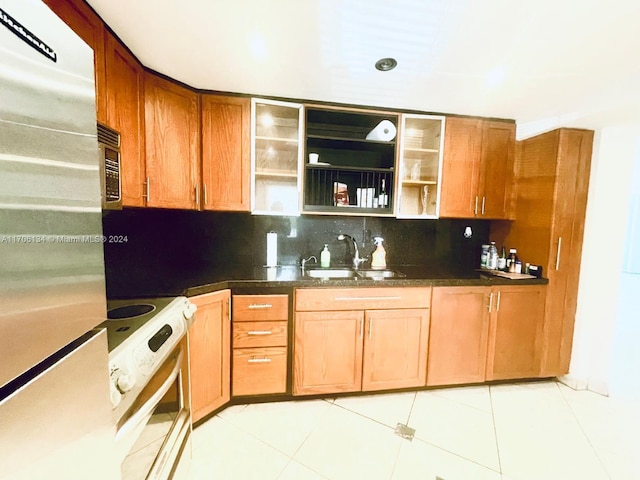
[266,232,277,267]
[366,120,397,142]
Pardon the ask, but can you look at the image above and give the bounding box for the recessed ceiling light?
[375,57,397,72]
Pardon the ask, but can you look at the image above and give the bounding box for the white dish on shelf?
[310,161,331,165]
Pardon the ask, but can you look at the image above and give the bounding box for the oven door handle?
[115,350,183,443]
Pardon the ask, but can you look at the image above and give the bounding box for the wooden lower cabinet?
[293,287,431,396]
[189,290,230,423]
[486,285,546,380]
[293,310,364,395]
[427,287,490,386]
[232,294,289,396]
[428,285,546,385]
[363,309,429,391]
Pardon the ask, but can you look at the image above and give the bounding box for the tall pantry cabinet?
[494,128,593,377]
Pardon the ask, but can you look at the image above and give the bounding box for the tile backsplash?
[102,208,489,294]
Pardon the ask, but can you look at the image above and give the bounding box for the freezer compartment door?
[0,329,119,480]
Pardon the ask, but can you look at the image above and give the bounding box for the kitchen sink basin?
[305,268,357,279]
[356,269,405,280]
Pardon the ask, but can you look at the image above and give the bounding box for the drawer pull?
[334,296,402,301]
[247,330,273,336]
[248,303,273,309]
[248,357,272,363]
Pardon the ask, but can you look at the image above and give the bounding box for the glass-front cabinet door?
[396,114,445,218]
[251,99,303,215]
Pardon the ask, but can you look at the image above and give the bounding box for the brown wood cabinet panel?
[201,95,250,211]
[486,285,546,380]
[480,121,515,218]
[104,33,145,206]
[440,117,515,219]
[144,73,199,209]
[293,310,364,395]
[427,287,491,386]
[232,346,287,396]
[232,321,287,348]
[362,309,429,391]
[494,128,593,377]
[189,290,230,423]
[440,117,483,218]
[295,287,431,312]
[43,0,107,122]
[232,294,288,321]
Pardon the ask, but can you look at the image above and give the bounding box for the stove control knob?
[183,302,197,321]
[116,373,136,393]
[110,383,122,408]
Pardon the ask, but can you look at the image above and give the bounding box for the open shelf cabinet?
[303,106,399,215]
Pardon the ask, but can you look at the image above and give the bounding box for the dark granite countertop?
[106,263,547,299]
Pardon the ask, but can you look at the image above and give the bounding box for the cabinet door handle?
[474,196,479,215]
[555,237,563,270]
[248,303,273,309]
[488,292,494,313]
[368,319,373,340]
[203,184,208,205]
[481,196,486,215]
[496,291,501,312]
[360,318,364,339]
[247,330,272,336]
[195,184,200,209]
[143,177,150,202]
[334,296,402,301]
[248,357,272,363]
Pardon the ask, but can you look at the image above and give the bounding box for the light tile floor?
[189,381,640,480]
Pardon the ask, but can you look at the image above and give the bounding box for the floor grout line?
[555,382,614,480]
[487,385,504,476]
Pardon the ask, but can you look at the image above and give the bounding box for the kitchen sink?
[304,268,357,279]
[356,269,405,280]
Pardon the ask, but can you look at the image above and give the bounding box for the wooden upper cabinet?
[201,95,251,211]
[427,286,491,386]
[43,0,107,122]
[440,117,515,219]
[104,33,145,207]
[190,290,231,423]
[144,74,200,209]
[440,117,483,218]
[480,121,515,218]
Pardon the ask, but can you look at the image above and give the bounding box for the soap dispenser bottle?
[371,237,386,269]
[320,244,331,267]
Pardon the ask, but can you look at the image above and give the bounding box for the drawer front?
[232,347,287,396]
[295,287,432,311]
[233,295,288,321]
[233,321,288,348]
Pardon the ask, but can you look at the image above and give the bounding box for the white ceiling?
[87,0,640,138]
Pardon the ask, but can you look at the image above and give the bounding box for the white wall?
[568,125,640,396]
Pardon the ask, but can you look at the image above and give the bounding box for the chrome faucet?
[338,234,367,269]
[301,255,317,269]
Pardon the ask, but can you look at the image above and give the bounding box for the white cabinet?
[396,114,445,218]
[251,99,303,215]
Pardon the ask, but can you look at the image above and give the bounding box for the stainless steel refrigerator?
[0,0,118,478]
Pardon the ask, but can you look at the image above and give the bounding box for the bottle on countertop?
[480,244,490,268]
[508,248,518,273]
[497,246,507,271]
[371,237,387,268]
[320,244,331,268]
[487,242,498,270]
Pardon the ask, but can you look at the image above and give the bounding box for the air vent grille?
[97,122,120,148]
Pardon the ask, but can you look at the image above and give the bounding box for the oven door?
[116,336,191,480]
